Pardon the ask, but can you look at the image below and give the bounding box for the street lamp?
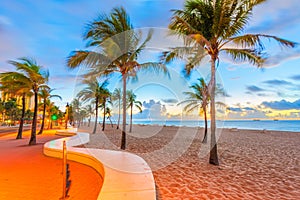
[65,103,69,129]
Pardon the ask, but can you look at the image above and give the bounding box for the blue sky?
[1,0,300,120]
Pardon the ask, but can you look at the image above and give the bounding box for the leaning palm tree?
[67,7,168,149]
[165,0,296,165]
[38,88,62,134]
[112,88,122,129]
[0,76,32,139]
[77,78,109,134]
[0,58,48,145]
[178,78,209,143]
[126,90,142,133]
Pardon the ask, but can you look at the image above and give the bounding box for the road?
[0,126,31,135]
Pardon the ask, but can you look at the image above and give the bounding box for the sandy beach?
[77,123,300,200]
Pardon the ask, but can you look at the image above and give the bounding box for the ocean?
[131,119,300,132]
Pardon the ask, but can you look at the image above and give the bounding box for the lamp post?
[65,103,69,129]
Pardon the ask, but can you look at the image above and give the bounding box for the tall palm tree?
[38,88,62,134]
[112,88,122,129]
[66,7,168,150]
[126,90,142,133]
[77,78,109,134]
[165,0,296,165]
[0,58,48,145]
[179,78,209,143]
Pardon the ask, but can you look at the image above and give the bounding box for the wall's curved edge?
[43,131,156,200]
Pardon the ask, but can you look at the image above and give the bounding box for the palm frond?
[222,48,265,67]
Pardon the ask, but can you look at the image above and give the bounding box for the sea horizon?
[130,119,300,132]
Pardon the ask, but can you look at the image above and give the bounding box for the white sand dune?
[78,124,300,200]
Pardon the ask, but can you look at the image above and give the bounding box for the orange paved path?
[0,129,102,200]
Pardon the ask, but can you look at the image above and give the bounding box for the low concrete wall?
[43,131,156,200]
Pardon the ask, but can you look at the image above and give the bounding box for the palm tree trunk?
[88,116,91,127]
[102,100,106,131]
[202,107,208,143]
[129,104,133,133]
[209,57,219,165]
[108,116,113,127]
[29,91,38,145]
[38,100,46,135]
[121,75,127,150]
[92,97,99,134]
[16,93,26,139]
[117,98,121,129]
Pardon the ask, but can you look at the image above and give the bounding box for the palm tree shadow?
[17,143,44,147]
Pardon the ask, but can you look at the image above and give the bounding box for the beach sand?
[78,123,300,200]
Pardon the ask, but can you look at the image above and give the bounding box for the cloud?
[248,0,300,34]
[134,100,166,119]
[262,79,293,86]
[263,48,300,68]
[246,85,265,92]
[161,98,178,104]
[262,99,300,110]
[227,107,242,112]
[290,75,300,81]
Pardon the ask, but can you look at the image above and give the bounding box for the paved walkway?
[0,129,102,200]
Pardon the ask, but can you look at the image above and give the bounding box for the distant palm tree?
[126,90,142,133]
[38,88,62,134]
[77,78,109,134]
[67,7,168,149]
[99,87,111,131]
[84,104,94,127]
[71,98,81,127]
[1,58,48,145]
[179,78,209,143]
[105,107,114,128]
[165,0,296,165]
[112,88,122,129]
[45,100,55,129]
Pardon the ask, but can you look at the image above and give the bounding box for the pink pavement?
[0,129,102,200]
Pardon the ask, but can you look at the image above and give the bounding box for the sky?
[1,0,300,120]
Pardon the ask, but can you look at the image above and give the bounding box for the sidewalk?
[0,130,102,200]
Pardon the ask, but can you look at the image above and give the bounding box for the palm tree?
[85,104,94,127]
[45,100,55,129]
[105,107,114,128]
[66,7,168,150]
[126,90,142,133]
[0,76,32,139]
[0,58,48,145]
[76,78,109,134]
[112,88,122,129]
[99,89,111,131]
[179,78,209,143]
[165,0,296,165]
[38,88,62,134]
